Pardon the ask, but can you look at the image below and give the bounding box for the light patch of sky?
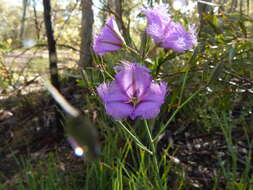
[3,0,101,13]
[3,0,21,7]
[3,0,197,19]
[3,0,198,33]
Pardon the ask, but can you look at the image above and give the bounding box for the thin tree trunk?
[107,0,114,11]
[148,0,153,7]
[79,0,94,68]
[33,0,40,40]
[20,0,28,44]
[198,0,213,36]
[234,0,238,11]
[102,0,113,25]
[101,1,107,25]
[239,0,243,14]
[114,0,130,45]
[114,0,123,32]
[246,0,250,15]
[43,0,63,138]
[230,0,238,12]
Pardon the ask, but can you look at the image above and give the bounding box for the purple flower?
[143,5,171,44]
[143,5,171,27]
[161,22,197,52]
[93,16,125,56]
[143,6,197,52]
[97,62,167,120]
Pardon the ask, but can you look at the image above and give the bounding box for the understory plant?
[60,4,253,189]
[79,5,197,189]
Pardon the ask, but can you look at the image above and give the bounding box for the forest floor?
[1,48,78,98]
[0,48,84,188]
[1,87,252,189]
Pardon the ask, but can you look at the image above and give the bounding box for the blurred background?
[0,0,253,189]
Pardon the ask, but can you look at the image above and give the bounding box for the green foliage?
[87,5,253,189]
[11,154,82,190]
[1,1,253,189]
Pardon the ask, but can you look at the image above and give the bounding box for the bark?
[101,1,107,25]
[239,0,243,14]
[32,0,40,40]
[197,0,213,36]
[114,0,123,31]
[148,0,153,7]
[79,0,94,68]
[107,0,114,13]
[230,0,238,12]
[20,0,28,44]
[114,0,131,45]
[103,0,113,24]
[246,0,250,15]
[43,0,63,137]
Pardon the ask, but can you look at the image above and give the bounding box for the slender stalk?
[97,56,114,80]
[178,68,189,105]
[124,45,139,57]
[154,88,202,141]
[144,43,159,58]
[117,121,153,155]
[144,120,162,188]
[144,120,159,174]
[155,52,177,78]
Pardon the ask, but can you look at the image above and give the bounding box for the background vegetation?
[0,0,253,189]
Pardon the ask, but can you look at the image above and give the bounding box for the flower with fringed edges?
[97,62,167,120]
[143,5,197,52]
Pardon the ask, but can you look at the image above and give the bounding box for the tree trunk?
[197,0,213,36]
[20,0,28,45]
[102,0,113,24]
[147,0,153,7]
[101,0,108,25]
[114,0,131,45]
[79,0,94,68]
[33,0,40,40]
[230,0,238,12]
[114,0,123,31]
[239,0,243,14]
[43,0,63,138]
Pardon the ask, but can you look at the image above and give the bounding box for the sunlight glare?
[74,147,84,157]
[67,137,85,157]
[172,0,186,11]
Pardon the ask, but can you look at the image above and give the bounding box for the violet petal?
[115,62,152,98]
[97,81,132,120]
[93,16,124,56]
[134,82,167,119]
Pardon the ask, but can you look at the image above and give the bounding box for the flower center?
[131,97,140,106]
[126,96,140,107]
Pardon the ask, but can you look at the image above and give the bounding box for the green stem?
[100,57,114,80]
[144,43,159,58]
[117,121,153,155]
[154,88,202,142]
[155,52,177,78]
[178,67,189,105]
[124,45,139,57]
[144,120,159,174]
